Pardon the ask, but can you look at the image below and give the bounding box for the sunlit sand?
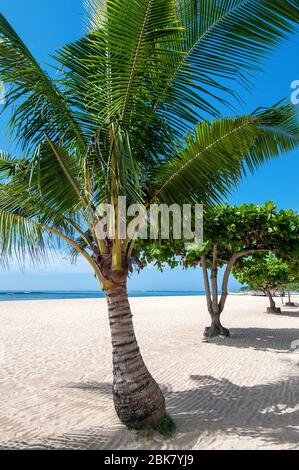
[0,294,298,450]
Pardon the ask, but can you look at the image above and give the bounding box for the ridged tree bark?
[106,281,166,429]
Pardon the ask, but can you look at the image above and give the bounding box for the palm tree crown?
[0,0,298,273]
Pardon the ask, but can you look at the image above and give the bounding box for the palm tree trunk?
[106,282,166,429]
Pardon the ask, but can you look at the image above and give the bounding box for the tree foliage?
[142,202,299,268]
[233,253,294,293]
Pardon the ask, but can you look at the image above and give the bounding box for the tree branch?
[42,223,103,287]
[211,244,218,313]
[218,248,269,313]
[201,255,212,314]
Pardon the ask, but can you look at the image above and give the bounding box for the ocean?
[0,290,206,302]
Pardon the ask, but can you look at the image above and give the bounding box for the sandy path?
[0,294,298,450]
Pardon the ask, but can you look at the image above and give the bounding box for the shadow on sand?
[2,327,299,449]
[205,327,299,352]
[165,374,299,448]
[2,373,299,449]
[277,309,299,318]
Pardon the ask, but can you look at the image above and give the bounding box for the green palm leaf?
[29,140,89,214]
[0,151,27,178]
[156,0,299,131]
[56,0,183,127]
[0,209,47,267]
[0,180,96,267]
[0,14,87,154]
[150,104,299,205]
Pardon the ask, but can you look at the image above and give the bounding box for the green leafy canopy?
[233,253,295,292]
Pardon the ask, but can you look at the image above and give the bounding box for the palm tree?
[0,1,298,429]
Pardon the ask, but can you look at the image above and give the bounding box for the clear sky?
[0,0,298,292]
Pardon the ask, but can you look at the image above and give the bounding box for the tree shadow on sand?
[206,327,299,352]
[278,309,299,318]
[2,374,298,449]
[65,381,112,395]
[2,326,299,449]
[167,374,299,448]
[0,426,127,450]
[65,381,173,397]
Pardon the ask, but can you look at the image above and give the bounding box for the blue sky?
[0,0,298,291]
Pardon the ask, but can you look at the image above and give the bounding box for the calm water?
[0,290,206,302]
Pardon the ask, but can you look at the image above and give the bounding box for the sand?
[0,294,299,450]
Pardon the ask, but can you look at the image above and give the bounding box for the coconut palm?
[0,1,299,429]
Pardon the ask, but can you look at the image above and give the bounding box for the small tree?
[281,259,299,306]
[142,203,299,337]
[181,203,299,336]
[282,282,299,307]
[234,254,294,313]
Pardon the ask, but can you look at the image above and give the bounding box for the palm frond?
[155,0,299,132]
[56,0,183,128]
[0,14,87,154]
[0,209,47,268]
[0,177,96,268]
[28,140,89,215]
[0,151,27,178]
[0,182,74,232]
[149,103,299,205]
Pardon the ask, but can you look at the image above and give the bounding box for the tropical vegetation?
[144,203,299,335]
[234,253,296,313]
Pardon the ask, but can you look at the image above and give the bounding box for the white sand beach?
[0,294,299,450]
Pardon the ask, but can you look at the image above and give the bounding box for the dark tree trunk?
[266,289,281,313]
[267,289,276,309]
[204,310,230,338]
[106,282,166,429]
[285,292,296,307]
[202,249,272,335]
[201,252,230,339]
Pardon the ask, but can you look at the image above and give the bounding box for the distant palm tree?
[0,1,298,429]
